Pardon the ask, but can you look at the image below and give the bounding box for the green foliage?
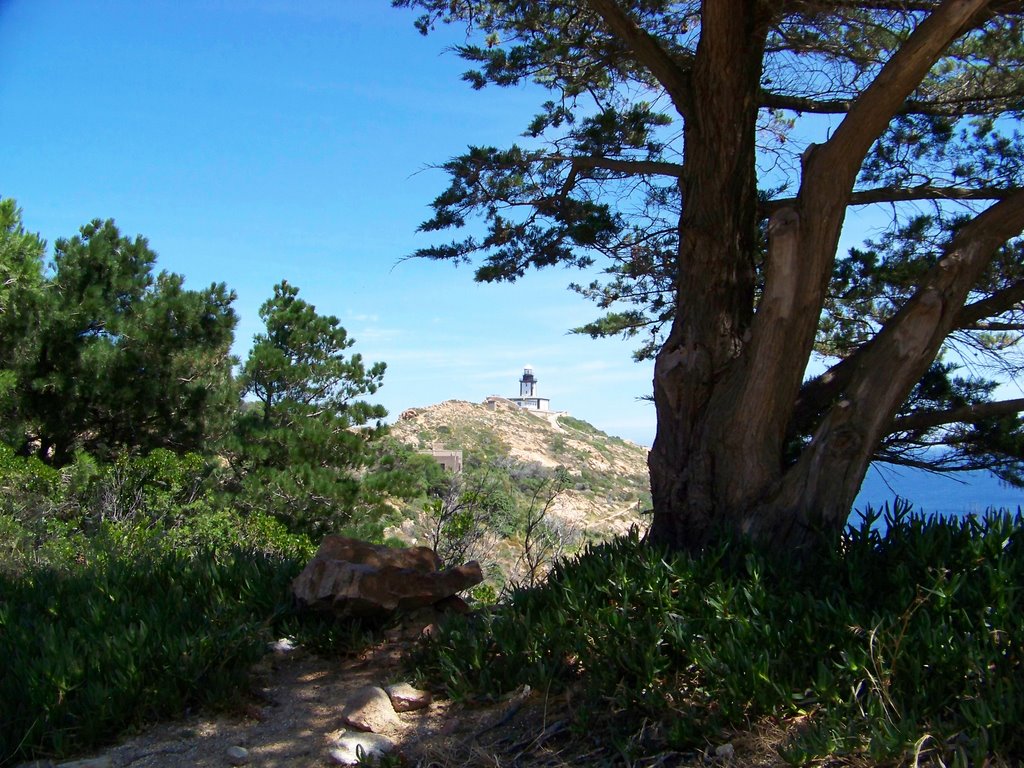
[409,507,1024,765]
[0,540,301,764]
[0,491,364,766]
[0,199,47,446]
[1,444,210,534]
[556,415,603,436]
[0,205,238,465]
[230,281,388,536]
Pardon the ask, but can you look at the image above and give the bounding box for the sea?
[851,465,1024,525]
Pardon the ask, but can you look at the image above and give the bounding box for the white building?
[509,365,551,411]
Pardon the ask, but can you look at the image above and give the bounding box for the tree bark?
[644,0,1005,553]
[647,0,770,550]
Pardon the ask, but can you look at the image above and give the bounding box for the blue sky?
[0,0,657,443]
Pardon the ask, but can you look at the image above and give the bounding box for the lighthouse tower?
[510,364,550,411]
[520,365,537,397]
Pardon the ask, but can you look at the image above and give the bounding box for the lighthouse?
[520,365,537,397]
[510,365,550,411]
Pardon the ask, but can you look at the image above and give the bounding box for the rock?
[57,758,112,768]
[291,536,483,618]
[268,637,297,654]
[328,732,395,766]
[340,685,400,732]
[714,742,735,760]
[225,745,249,765]
[385,682,433,712]
[313,536,442,571]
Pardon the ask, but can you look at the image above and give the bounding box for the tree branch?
[812,0,991,185]
[962,321,1024,331]
[891,397,1024,433]
[761,184,1019,217]
[774,2,995,446]
[761,89,1024,117]
[792,189,1024,440]
[585,0,693,118]
[956,279,1024,328]
[550,154,685,179]
[829,188,1024,437]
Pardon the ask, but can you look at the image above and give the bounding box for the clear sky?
[0,0,656,444]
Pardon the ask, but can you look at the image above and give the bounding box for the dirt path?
[30,638,579,768]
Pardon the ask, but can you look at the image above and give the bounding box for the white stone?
[328,732,395,766]
[225,745,249,765]
[269,637,297,654]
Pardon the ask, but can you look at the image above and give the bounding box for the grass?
[407,505,1024,766]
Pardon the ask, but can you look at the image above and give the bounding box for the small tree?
[508,466,574,591]
[232,281,388,535]
[424,464,515,566]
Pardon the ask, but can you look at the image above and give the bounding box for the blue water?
[852,465,1024,523]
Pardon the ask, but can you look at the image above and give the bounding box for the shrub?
[0,538,302,764]
[408,507,1024,765]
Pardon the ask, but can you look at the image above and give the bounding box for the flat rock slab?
[339,685,400,733]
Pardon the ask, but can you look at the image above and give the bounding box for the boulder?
[291,536,483,618]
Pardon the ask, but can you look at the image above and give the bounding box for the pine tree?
[232,281,388,535]
[3,210,237,464]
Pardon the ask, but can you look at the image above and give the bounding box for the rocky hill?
[390,398,651,540]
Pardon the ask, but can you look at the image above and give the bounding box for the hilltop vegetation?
[391,398,649,537]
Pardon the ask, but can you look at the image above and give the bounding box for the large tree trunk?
[646,0,790,551]
[646,0,998,553]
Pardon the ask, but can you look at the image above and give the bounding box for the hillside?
[390,398,650,540]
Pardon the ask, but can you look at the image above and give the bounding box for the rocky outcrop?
[291,536,483,618]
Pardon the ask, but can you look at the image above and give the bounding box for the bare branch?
[761,90,1024,117]
[891,397,1024,433]
[957,280,1024,328]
